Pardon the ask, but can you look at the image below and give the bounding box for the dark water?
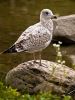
[0,0,75,80]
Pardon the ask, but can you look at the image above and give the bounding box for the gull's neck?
[40,18,53,33]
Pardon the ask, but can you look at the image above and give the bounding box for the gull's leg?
[33,52,36,63]
[39,51,42,66]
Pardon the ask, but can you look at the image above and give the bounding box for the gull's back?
[1,9,56,54]
[15,22,52,53]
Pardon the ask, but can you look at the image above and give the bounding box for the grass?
[0,81,72,100]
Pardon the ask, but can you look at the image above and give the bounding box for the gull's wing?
[15,24,52,53]
[1,24,38,53]
[2,23,52,53]
[15,24,37,44]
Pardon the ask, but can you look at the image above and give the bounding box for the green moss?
[0,81,72,100]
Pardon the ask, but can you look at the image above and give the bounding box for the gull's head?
[40,9,57,21]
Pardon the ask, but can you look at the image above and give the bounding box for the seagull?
[1,9,57,65]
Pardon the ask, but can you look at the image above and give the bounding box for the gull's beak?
[51,15,57,19]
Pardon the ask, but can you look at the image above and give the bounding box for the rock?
[53,14,75,44]
[67,55,75,65]
[5,60,75,95]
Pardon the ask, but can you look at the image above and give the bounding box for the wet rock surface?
[5,60,75,95]
[53,14,75,44]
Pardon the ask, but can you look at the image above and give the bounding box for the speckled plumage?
[2,9,57,65]
[15,22,52,53]
[15,9,54,53]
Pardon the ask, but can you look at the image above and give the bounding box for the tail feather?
[1,45,17,54]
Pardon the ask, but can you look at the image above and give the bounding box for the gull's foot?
[33,60,37,63]
[33,60,42,66]
[33,60,39,64]
[41,63,48,68]
[39,62,42,66]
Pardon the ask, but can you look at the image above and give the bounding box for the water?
[0,0,75,80]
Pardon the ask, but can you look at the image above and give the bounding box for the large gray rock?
[53,15,75,44]
[5,60,75,95]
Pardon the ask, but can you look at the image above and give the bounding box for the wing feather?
[15,23,52,52]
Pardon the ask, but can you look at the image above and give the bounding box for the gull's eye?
[45,12,49,15]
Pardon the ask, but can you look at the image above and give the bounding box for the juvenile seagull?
[2,9,57,65]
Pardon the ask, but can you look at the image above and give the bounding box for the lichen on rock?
[5,60,75,94]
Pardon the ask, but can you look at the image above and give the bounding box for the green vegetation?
[0,42,73,100]
[0,81,72,100]
[0,0,75,100]
[53,41,65,64]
